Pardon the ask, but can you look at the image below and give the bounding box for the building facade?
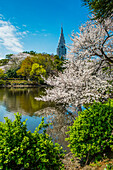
[57,26,66,58]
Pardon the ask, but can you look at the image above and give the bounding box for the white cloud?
[22,24,27,27]
[0,17,23,53]
[16,30,29,37]
[0,14,4,19]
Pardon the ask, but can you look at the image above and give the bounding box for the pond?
[0,87,78,152]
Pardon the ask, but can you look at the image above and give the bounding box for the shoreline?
[0,84,51,88]
[0,79,53,88]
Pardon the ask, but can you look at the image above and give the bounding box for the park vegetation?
[0,1,113,168]
[0,52,65,86]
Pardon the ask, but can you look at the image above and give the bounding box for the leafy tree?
[5,54,13,59]
[17,54,64,79]
[16,57,34,79]
[17,53,65,81]
[30,63,46,83]
[53,55,65,72]
[82,0,113,21]
[34,54,55,76]
[32,54,65,76]
[0,113,64,169]
[23,51,37,55]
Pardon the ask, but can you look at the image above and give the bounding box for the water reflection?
[0,88,54,115]
[0,88,78,152]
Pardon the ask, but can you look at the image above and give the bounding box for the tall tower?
[57,26,66,58]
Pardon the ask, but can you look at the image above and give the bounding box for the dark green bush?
[66,100,113,164]
[0,113,64,169]
[5,68,19,78]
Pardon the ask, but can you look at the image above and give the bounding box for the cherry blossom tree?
[4,53,30,71]
[35,17,113,108]
[69,17,113,69]
[35,59,112,107]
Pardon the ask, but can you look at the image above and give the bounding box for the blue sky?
[0,0,89,59]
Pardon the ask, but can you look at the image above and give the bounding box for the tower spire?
[61,24,63,34]
[57,26,66,59]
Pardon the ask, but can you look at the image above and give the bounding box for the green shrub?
[0,113,64,169]
[5,68,19,78]
[66,100,113,164]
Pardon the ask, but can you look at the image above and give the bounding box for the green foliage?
[30,63,46,83]
[0,80,6,85]
[105,163,113,170]
[17,53,65,81]
[33,54,55,76]
[66,100,113,164]
[16,56,34,79]
[82,0,113,21]
[0,59,9,66]
[53,55,65,72]
[6,68,19,78]
[5,54,13,59]
[0,69,5,79]
[0,113,64,169]
[23,51,37,55]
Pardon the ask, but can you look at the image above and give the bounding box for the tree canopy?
[16,53,65,80]
[83,0,113,21]
[16,57,34,79]
[30,63,46,83]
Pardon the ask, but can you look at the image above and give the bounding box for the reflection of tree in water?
[0,88,54,115]
[34,105,78,152]
[0,88,8,102]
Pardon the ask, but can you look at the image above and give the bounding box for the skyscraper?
[57,26,66,58]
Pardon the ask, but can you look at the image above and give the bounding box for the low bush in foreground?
[0,113,64,170]
[66,100,113,164]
